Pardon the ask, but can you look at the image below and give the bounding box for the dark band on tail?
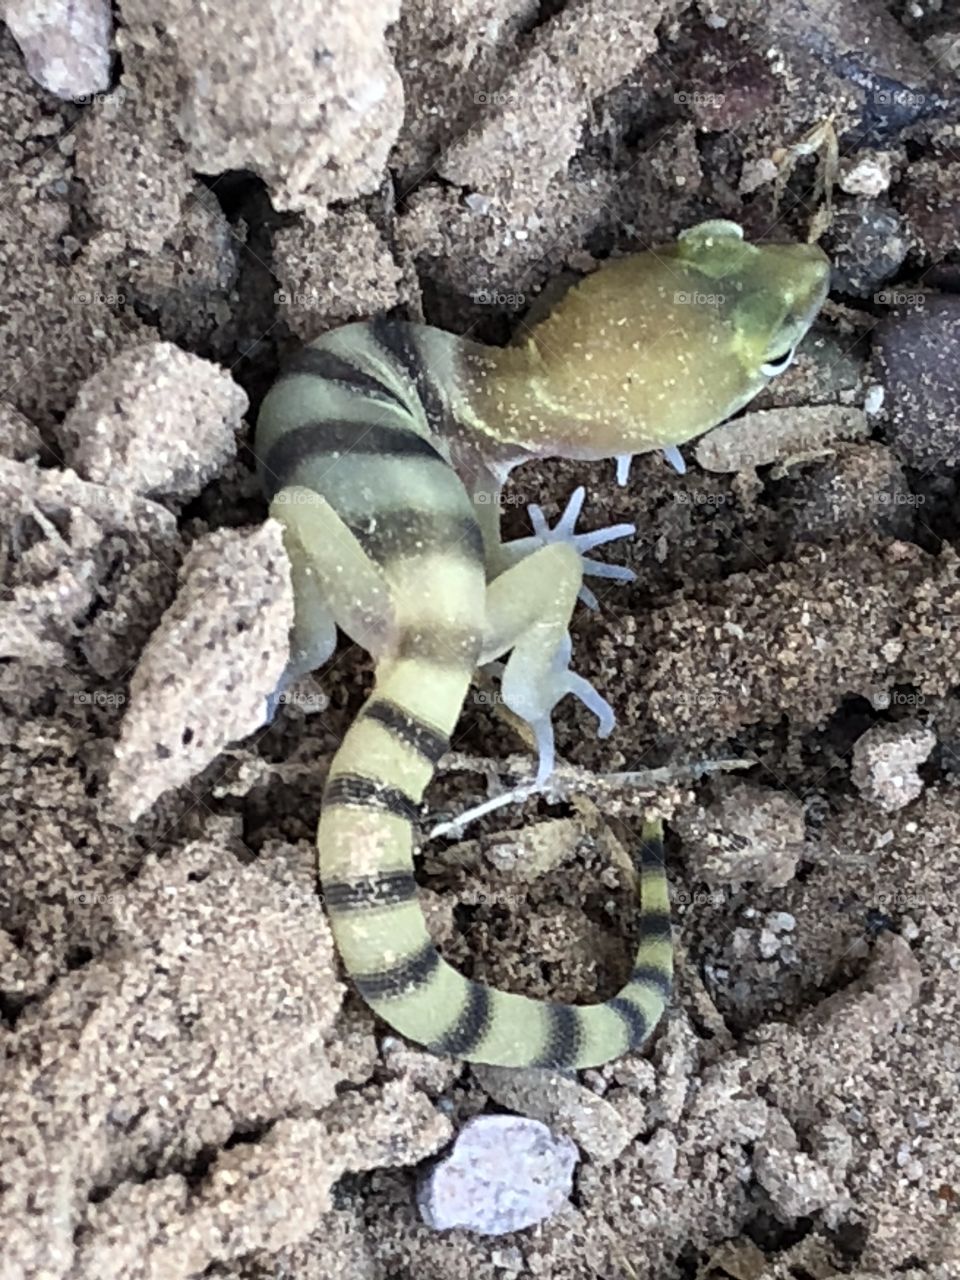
[323,773,419,822]
[362,698,450,765]
[636,828,665,870]
[631,962,672,998]
[323,869,419,912]
[637,911,672,941]
[431,983,494,1057]
[353,940,441,1001]
[531,1004,583,1068]
[607,996,650,1048]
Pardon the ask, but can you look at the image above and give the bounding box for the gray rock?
[826,201,908,298]
[5,0,112,100]
[473,1064,631,1164]
[872,294,960,470]
[851,720,936,813]
[417,1114,578,1235]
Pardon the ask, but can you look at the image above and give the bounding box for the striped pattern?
[362,698,450,765]
[323,869,418,912]
[256,318,674,1069]
[371,315,451,434]
[323,772,419,823]
[277,346,409,412]
[261,419,447,502]
[323,711,673,1066]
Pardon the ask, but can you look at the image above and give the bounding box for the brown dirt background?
[2,1,960,1278]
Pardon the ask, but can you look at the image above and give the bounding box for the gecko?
[255,220,830,1069]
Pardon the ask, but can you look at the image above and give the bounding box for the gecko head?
[519,218,831,461]
[672,219,832,386]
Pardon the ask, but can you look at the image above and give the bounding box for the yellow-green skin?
[256,220,830,1069]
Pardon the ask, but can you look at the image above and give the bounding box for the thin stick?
[427,753,753,841]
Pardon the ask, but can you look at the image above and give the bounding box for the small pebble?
[851,721,936,813]
[839,153,893,197]
[417,1115,577,1236]
[5,0,112,99]
[864,384,885,415]
[767,911,796,934]
[758,928,781,959]
[826,202,908,298]
[491,1246,524,1271]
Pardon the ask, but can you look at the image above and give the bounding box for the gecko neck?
[452,335,614,462]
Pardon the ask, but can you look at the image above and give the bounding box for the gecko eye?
[760,344,796,377]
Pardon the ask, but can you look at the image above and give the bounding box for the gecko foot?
[523,486,635,609]
[502,632,615,786]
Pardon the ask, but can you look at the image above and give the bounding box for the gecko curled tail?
[319,674,672,1068]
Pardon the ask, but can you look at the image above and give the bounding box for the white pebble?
[767,911,796,934]
[6,0,112,99]
[465,192,493,215]
[418,1115,577,1235]
[864,384,885,415]
[758,928,781,959]
[840,153,893,197]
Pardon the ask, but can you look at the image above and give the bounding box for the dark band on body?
[371,316,450,435]
[636,832,665,871]
[277,345,409,413]
[262,419,447,500]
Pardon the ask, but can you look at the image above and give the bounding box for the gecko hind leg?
[265,487,397,715]
[480,540,614,787]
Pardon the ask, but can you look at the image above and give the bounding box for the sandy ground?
[2,1,960,1277]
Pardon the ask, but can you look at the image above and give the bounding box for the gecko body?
[256,221,830,1069]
